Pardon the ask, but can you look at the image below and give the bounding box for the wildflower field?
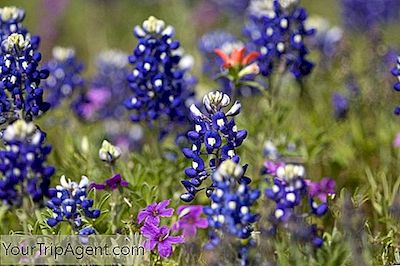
[0,0,400,265]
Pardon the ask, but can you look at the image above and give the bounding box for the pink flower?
[137,199,174,226]
[80,88,111,119]
[394,133,400,147]
[307,177,336,202]
[264,161,285,176]
[141,223,184,258]
[172,205,208,238]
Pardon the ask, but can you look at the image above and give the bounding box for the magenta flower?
[307,177,336,202]
[141,222,184,258]
[90,174,129,191]
[137,200,174,226]
[264,161,285,176]
[80,88,111,119]
[172,205,208,238]
[394,133,400,147]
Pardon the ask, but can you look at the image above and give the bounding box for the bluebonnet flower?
[43,47,84,108]
[180,91,247,202]
[244,0,315,79]
[203,160,260,266]
[46,175,100,236]
[263,140,280,160]
[210,0,250,15]
[0,33,50,123]
[124,16,196,138]
[0,7,39,50]
[0,120,54,206]
[341,0,400,32]
[332,92,349,120]
[391,56,400,115]
[307,17,343,60]
[345,75,361,98]
[264,161,331,247]
[102,121,144,153]
[73,50,130,121]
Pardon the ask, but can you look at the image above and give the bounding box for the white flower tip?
[203,91,231,112]
[143,16,165,34]
[162,25,175,37]
[189,104,203,117]
[218,160,243,179]
[60,175,69,188]
[99,139,121,162]
[79,176,89,188]
[226,101,241,116]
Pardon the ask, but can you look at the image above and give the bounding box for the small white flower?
[98,140,122,162]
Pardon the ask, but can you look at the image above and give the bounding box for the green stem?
[110,192,118,234]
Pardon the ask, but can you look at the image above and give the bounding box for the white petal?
[79,176,89,188]
[60,175,70,188]
[189,104,204,118]
[221,93,231,107]
[226,101,241,116]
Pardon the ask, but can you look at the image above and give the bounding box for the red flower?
[214,47,260,69]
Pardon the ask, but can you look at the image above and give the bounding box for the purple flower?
[172,205,208,238]
[263,161,285,176]
[141,222,184,258]
[332,93,349,120]
[90,174,129,191]
[394,133,400,148]
[77,88,111,119]
[137,199,174,226]
[306,177,336,202]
